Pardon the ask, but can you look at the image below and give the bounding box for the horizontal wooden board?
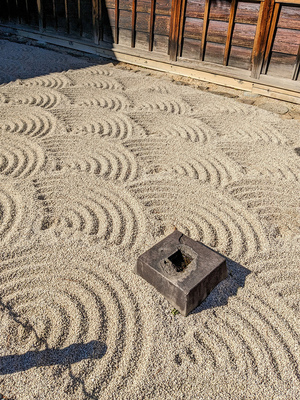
[235,2,260,24]
[231,22,257,48]
[183,17,203,40]
[181,37,201,59]
[267,51,297,78]
[277,5,300,30]
[185,0,206,19]
[206,20,228,45]
[107,0,172,15]
[153,33,169,52]
[118,27,132,46]
[228,45,252,69]
[119,9,132,30]
[154,14,170,36]
[204,41,225,64]
[272,28,300,55]
[135,30,150,50]
[136,12,150,32]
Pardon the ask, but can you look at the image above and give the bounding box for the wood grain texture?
[292,44,300,80]
[131,0,137,47]
[261,2,280,74]
[200,0,210,60]
[224,0,237,66]
[149,0,156,51]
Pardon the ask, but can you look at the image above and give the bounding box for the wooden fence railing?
[0,0,299,84]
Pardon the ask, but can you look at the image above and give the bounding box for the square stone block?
[135,230,227,316]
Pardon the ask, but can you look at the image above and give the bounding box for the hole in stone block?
[168,249,193,272]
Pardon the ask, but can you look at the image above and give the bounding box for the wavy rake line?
[0,134,45,179]
[72,75,124,91]
[67,65,112,76]
[225,180,300,239]
[52,108,138,139]
[0,106,57,138]
[246,251,300,312]
[127,177,269,259]
[61,88,130,111]
[1,87,69,109]
[137,98,191,115]
[22,74,72,89]
[33,175,147,249]
[218,143,300,182]
[42,135,139,181]
[0,248,153,397]
[124,138,242,186]
[0,187,23,244]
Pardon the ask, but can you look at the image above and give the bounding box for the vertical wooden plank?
[64,0,70,33]
[149,0,156,51]
[115,0,119,44]
[292,44,300,80]
[223,0,237,66]
[261,3,280,74]
[78,0,83,36]
[52,0,58,30]
[92,0,100,43]
[169,0,183,61]
[177,0,187,58]
[251,0,275,79]
[131,0,137,48]
[200,0,210,61]
[37,0,43,31]
[15,0,21,23]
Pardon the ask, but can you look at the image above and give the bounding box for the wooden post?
[292,45,300,80]
[251,0,275,79]
[224,0,237,66]
[52,0,58,30]
[115,0,119,44]
[36,0,43,31]
[64,0,70,34]
[149,0,156,51]
[200,0,210,61]
[131,0,137,48]
[169,0,183,61]
[177,0,187,58]
[78,0,83,36]
[92,0,100,43]
[261,3,280,74]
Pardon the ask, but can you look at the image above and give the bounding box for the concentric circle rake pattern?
[42,135,139,181]
[22,74,72,89]
[127,177,269,259]
[52,108,140,139]
[34,174,147,248]
[0,87,69,109]
[70,75,124,90]
[0,247,153,397]
[124,137,242,185]
[225,179,300,240]
[190,285,300,384]
[0,106,58,138]
[61,88,130,110]
[0,134,45,179]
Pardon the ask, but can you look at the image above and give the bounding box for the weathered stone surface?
[135,230,228,316]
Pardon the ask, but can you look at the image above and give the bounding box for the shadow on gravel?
[0,340,107,375]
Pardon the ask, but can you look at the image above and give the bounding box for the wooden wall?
[0,0,299,83]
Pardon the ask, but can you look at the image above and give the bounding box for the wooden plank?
[292,44,300,80]
[149,0,156,51]
[224,0,237,66]
[261,3,280,74]
[36,0,43,31]
[178,0,187,57]
[92,0,99,43]
[52,0,58,30]
[272,28,300,55]
[277,5,300,30]
[251,0,275,79]
[77,0,82,36]
[64,0,69,33]
[115,0,119,43]
[200,0,210,61]
[275,0,300,3]
[169,0,182,60]
[131,0,136,47]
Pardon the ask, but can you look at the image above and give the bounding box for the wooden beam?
[275,0,300,3]
[15,0,21,24]
[200,0,210,61]
[177,0,187,58]
[169,0,182,61]
[52,0,57,30]
[78,0,82,36]
[251,0,275,79]
[92,0,100,44]
[115,0,119,44]
[131,0,136,48]
[64,0,70,34]
[36,0,43,31]
[149,0,156,51]
[292,45,300,80]
[224,0,237,66]
[261,3,280,75]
